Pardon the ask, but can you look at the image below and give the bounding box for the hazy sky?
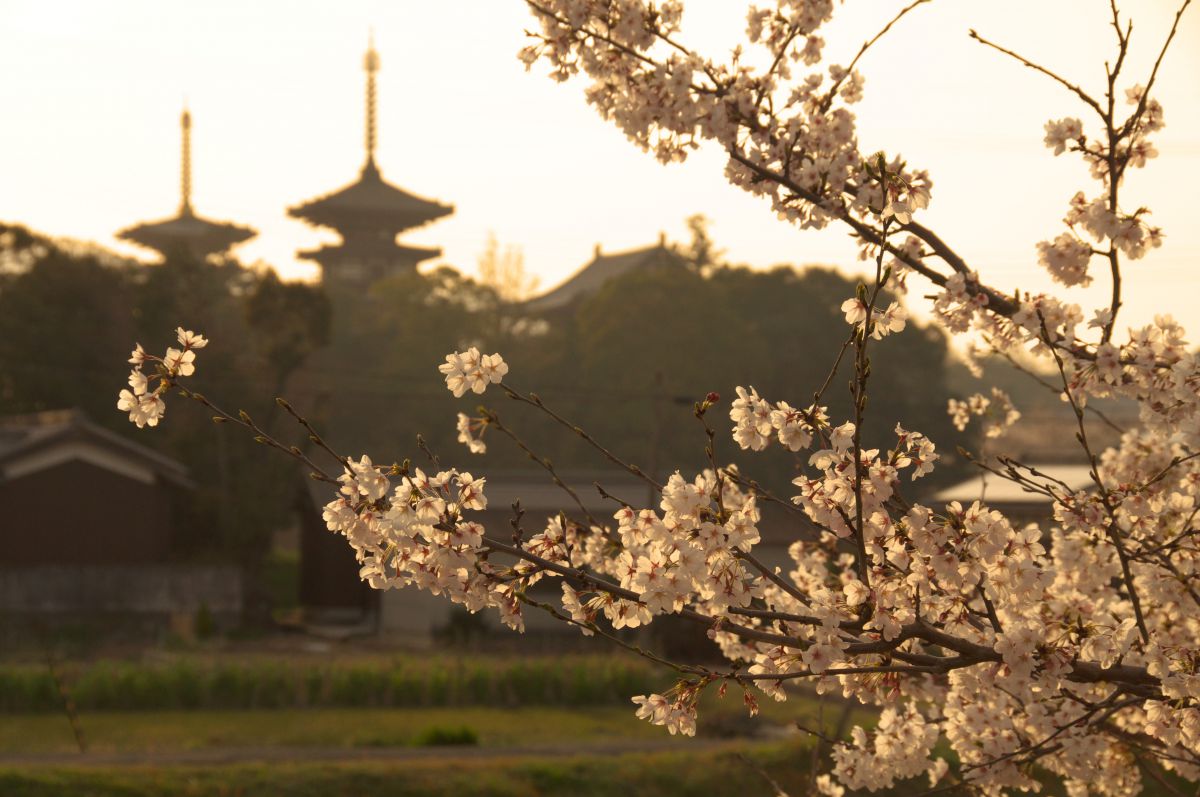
[2,1,1198,332]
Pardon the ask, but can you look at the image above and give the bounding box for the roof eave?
[0,414,194,489]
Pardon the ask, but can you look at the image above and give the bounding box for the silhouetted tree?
[0,227,327,573]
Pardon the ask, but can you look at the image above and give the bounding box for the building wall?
[0,564,243,645]
[0,459,174,565]
[0,564,242,615]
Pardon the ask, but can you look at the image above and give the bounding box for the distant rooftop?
[522,239,687,314]
[0,409,191,487]
[933,463,1095,506]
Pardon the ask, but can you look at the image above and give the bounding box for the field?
[1,651,1189,796]
[0,743,813,797]
[0,652,856,796]
[0,706,694,755]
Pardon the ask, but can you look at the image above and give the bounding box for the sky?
[2,0,1198,333]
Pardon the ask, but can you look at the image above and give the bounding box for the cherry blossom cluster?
[117,327,207,428]
[631,690,699,737]
[831,705,945,791]
[1036,85,1165,285]
[947,387,1021,439]
[117,304,1200,794]
[438,347,508,397]
[931,271,990,335]
[455,412,489,454]
[113,1,1200,791]
[729,386,828,452]
[512,1,1199,791]
[518,0,936,239]
[324,456,531,632]
[840,296,907,339]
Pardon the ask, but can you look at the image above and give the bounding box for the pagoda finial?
[180,105,193,215]
[364,30,380,168]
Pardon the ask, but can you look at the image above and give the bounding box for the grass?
[0,652,892,795]
[0,678,875,755]
[0,746,1188,797]
[0,742,816,797]
[0,707,681,755]
[0,688,859,754]
[0,654,666,712]
[2,704,1177,796]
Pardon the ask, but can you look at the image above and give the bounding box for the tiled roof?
[288,160,453,233]
[116,208,255,259]
[522,242,687,314]
[0,409,191,487]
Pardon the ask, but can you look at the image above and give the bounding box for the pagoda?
[288,37,453,291]
[117,108,256,260]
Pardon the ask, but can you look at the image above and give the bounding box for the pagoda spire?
[116,105,256,261]
[364,32,380,169]
[180,106,193,215]
[287,36,453,290]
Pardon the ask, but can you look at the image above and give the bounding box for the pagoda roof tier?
[297,240,441,265]
[289,160,453,234]
[117,208,256,260]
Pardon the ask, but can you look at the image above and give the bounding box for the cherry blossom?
[113,1,1200,792]
[1043,117,1083,155]
[115,331,207,428]
[116,389,165,429]
[455,412,488,454]
[948,388,1020,439]
[438,347,508,397]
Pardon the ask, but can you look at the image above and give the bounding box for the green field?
[0,707,685,755]
[0,743,813,797]
[0,653,667,712]
[2,704,1187,796]
[0,705,829,797]
[0,653,882,796]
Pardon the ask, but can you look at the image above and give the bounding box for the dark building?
[288,38,453,295]
[297,480,374,629]
[0,410,241,634]
[117,108,256,261]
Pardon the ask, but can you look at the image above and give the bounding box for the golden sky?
[2,1,1197,333]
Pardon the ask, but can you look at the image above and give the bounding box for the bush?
[411,725,479,747]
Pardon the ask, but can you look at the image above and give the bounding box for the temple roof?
[117,208,256,260]
[522,240,687,314]
[288,160,453,234]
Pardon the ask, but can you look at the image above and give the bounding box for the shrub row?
[0,655,662,713]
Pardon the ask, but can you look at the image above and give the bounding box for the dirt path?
[0,739,742,768]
